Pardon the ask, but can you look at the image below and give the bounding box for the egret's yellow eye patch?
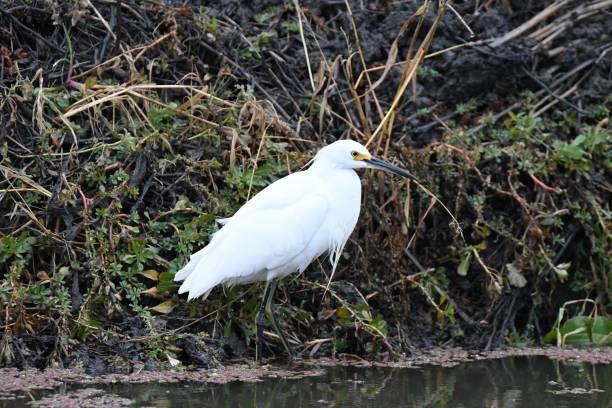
[351,151,371,161]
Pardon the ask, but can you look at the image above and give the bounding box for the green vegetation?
[544,300,612,347]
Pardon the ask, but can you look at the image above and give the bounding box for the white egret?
[175,139,417,359]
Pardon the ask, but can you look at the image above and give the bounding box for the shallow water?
[4,356,612,407]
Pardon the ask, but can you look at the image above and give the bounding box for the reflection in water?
[3,356,611,408]
[108,357,611,408]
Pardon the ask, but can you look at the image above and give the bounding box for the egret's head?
[314,140,418,181]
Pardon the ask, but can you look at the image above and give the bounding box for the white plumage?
[175,140,364,300]
[175,139,416,303]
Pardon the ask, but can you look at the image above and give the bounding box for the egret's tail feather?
[176,253,224,300]
[175,225,231,283]
[177,264,220,300]
[175,257,200,281]
[174,199,320,301]
[174,242,216,282]
[187,288,212,301]
[174,241,221,299]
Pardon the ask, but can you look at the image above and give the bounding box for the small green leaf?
[58,266,71,277]
[562,331,592,347]
[543,315,609,347]
[543,329,556,345]
[562,316,590,333]
[156,281,177,293]
[457,251,472,276]
[337,307,351,319]
[539,217,556,226]
[354,304,370,312]
[553,262,571,282]
[81,319,103,329]
[591,316,612,346]
[159,272,175,282]
[370,316,389,337]
[473,223,491,238]
[208,18,219,31]
[84,76,97,89]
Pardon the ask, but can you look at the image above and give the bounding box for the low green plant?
[544,299,612,347]
[240,31,278,60]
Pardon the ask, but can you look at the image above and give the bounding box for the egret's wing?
[208,172,310,230]
[220,171,315,226]
[175,172,329,300]
[175,172,311,281]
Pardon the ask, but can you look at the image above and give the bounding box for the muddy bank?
[302,346,612,368]
[4,351,612,408]
[0,365,323,394]
[2,346,612,396]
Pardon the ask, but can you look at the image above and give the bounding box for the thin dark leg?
[255,280,274,362]
[264,280,296,359]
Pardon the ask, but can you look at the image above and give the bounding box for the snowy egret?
[175,140,417,359]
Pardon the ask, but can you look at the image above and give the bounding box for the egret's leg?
[255,280,274,361]
[264,280,296,359]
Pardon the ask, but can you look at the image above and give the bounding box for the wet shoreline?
[3,346,611,395]
[2,347,611,408]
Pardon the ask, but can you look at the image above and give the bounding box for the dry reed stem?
[308,30,363,139]
[293,0,316,92]
[447,3,474,37]
[0,165,52,198]
[490,0,571,47]
[531,0,612,48]
[365,0,448,148]
[343,0,384,122]
[86,0,116,41]
[353,8,420,97]
[72,33,174,80]
[344,53,372,138]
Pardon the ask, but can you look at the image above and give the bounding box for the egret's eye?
[351,151,358,159]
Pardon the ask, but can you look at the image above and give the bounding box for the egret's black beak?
[364,157,418,181]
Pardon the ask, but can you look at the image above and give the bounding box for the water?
[4,356,612,407]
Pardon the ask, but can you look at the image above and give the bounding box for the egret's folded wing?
[218,171,315,227]
[176,185,329,300]
[175,171,315,283]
